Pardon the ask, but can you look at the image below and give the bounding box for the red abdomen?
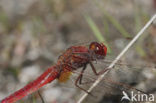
[1,65,59,103]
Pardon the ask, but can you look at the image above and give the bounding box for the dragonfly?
[1,42,155,103]
[1,42,109,103]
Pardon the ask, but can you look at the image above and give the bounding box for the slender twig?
[77,14,156,103]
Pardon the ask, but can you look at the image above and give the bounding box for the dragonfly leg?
[76,65,96,85]
[78,65,86,84]
[89,61,109,75]
[38,90,45,103]
[75,67,92,95]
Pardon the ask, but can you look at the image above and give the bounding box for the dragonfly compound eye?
[89,42,107,57]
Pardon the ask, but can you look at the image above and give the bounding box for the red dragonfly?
[1,42,109,103]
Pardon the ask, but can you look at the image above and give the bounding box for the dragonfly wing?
[81,61,156,103]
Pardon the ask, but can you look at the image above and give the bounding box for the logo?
[121,91,131,101]
[121,91,155,102]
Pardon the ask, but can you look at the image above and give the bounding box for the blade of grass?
[134,2,149,57]
[135,45,146,57]
[134,2,146,57]
[103,17,109,35]
[94,0,132,39]
[32,93,37,103]
[85,15,111,53]
[0,11,9,29]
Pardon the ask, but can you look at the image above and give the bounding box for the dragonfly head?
[89,42,107,59]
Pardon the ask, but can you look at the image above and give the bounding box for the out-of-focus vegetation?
[0,0,156,103]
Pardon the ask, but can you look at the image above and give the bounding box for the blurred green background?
[0,0,156,103]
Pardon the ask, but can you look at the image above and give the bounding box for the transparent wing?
[80,60,156,103]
